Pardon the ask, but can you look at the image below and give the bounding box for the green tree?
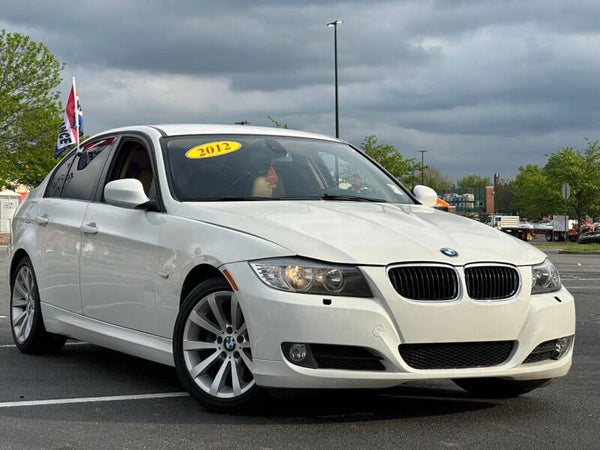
[0,29,64,188]
[512,165,555,219]
[543,140,600,232]
[423,165,451,192]
[457,174,490,189]
[494,178,516,214]
[360,135,418,187]
[267,116,288,129]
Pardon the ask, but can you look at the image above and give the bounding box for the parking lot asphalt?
[0,249,598,449]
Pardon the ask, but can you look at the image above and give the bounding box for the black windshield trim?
[181,196,390,203]
[320,193,388,203]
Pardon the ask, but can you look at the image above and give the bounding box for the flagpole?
[72,76,80,154]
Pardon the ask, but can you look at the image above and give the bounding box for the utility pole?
[418,150,427,185]
[327,20,343,138]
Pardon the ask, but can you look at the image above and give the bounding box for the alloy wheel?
[182,290,255,399]
[11,265,36,344]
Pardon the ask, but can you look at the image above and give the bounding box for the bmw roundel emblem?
[224,336,236,351]
[440,247,458,257]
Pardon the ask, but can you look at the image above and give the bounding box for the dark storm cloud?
[2,0,600,180]
[1,1,331,75]
[354,62,600,135]
[0,1,439,83]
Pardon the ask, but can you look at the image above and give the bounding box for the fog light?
[289,343,307,362]
[552,336,573,360]
[282,342,317,368]
[523,335,574,364]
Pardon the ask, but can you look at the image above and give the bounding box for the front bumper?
[223,262,575,389]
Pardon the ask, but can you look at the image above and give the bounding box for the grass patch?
[531,242,565,249]
[531,240,600,252]
[563,243,600,252]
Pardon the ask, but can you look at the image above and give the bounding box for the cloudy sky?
[3,0,600,181]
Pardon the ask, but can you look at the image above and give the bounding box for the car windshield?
[162,135,414,203]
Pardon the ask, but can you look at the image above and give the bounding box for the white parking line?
[0,392,189,408]
[562,285,600,290]
[0,315,7,319]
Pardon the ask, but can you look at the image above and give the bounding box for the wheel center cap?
[224,336,236,351]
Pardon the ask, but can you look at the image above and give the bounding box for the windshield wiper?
[320,193,387,203]
[197,195,387,202]
[203,196,281,201]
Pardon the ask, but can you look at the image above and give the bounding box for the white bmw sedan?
[10,124,575,411]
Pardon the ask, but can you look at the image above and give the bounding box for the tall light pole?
[327,19,343,138]
[419,150,427,185]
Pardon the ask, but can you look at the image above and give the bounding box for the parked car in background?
[519,220,534,230]
[534,221,553,232]
[578,231,600,244]
[9,124,576,412]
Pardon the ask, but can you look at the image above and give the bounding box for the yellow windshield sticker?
[185,141,242,159]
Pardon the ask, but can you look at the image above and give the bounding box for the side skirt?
[41,302,175,367]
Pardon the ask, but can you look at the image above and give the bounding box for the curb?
[558,250,600,255]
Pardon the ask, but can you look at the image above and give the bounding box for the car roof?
[97,124,343,143]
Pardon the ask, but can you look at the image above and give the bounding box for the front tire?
[173,278,264,412]
[10,257,66,354]
[453,377,552,398]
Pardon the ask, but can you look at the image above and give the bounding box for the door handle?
[81,222,98,235]
[34,215,49,225]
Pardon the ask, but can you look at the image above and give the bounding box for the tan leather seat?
[137,168,153,196]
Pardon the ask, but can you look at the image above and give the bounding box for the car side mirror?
[104,179,150,209]
[412,185,438,208]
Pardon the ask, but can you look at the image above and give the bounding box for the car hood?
[175,201,545,266]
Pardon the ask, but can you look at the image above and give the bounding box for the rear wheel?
[10,257,66,354]
[173,278,264,412]
[453,377,551,398]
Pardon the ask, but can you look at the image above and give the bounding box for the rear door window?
[45,152,77,198]
[60,138,115,201]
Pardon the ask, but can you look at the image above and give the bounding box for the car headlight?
[531,258,561,294]
[250,258,372,297]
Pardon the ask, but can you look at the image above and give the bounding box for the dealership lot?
[0,250,598,449]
